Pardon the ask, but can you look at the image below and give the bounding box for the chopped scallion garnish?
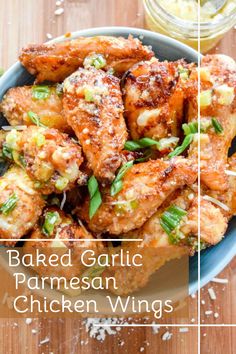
[84,88,95,102]
[27,111,46,127]
[2,143,12,160]
[83,54,107,70]
[32,85,50,100]
[42,211,61,236]
[168,134,194,158]
[0,193,18,215]
[178,66,189,80]
[110,161,133,196]
[182,121,198,135]
[160,204,187,244]
[88,175,102,219]
[211,118,223,134]
[124,137,159,151]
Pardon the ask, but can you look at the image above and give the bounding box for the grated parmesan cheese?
[212,277,228,284]
[203,195,230,211]
[225,169,236,176]
[162,331,173,341]
[208,287,217,300]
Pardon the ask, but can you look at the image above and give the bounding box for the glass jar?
[143,0,236,53]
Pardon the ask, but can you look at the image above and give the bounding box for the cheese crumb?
[162,331,173,341]
[208,287,217,300]
[54,8,64,15]
[179,328,189,333]
[212,277,228,284]
[25,318,32,325]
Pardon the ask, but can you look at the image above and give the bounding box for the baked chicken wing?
[78,157,197,234]
[188,54,236,191]
[63,67,127,182]
[0,85,71,133]
[0,167,45,244]
[123,58,194,140]
[2,126,83,194]
[19,35,154,83]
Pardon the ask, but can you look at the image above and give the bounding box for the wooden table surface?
[0,1,235,353]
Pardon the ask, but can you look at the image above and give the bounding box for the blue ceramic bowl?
[0,27,235,294]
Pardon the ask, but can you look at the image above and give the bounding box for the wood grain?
[0,0,235,353]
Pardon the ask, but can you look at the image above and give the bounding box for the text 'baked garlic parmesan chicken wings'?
[19,35,154,83]
[0,167,45,244]
[0,85,71,133]
[188,54,236,191]
[63,67,127,183]
[2,126,84,194]
[123,58,195,140]
[78,157,197,235]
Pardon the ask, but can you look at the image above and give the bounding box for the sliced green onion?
[211,118,223,134]
[88,175,102,219]
[0,193,18,215]
[160,204,187,244]
[138,137,159,148]
[2,143,12,160]
[125,137,159,151]
[178,66,189,80]
[125,137,178,153]
[42,211,61,236]
[0,68,4,77]
[55,177,69,191]
[84,88,95,102]
[34,133,46,147]
[111,161,134,197]
[12,151,26,168]
[124,140,143,151]
[32,85,50,100]
[182,121,198,135]
[168,134,194,158]
[159,218,172,235]
[27,111,46,127]
[168,205,187,218]
[84,54,107,70]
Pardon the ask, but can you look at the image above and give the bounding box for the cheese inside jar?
[143,0,236,52]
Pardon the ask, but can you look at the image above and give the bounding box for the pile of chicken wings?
[0,35,235,294]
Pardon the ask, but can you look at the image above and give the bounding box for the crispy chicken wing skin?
[185,196,227,246]
[204,152,236,218]
[105,184,228,295]
[188,54,236,191]
[102,188,192,295]
[3,126,83,194]
[123,58,194,140]
[63,67,127,182]
[78,157,197,235]
[0,86,71,133]
[24,208,104,280]
[19,35,154,83]
[0,167,45,244]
